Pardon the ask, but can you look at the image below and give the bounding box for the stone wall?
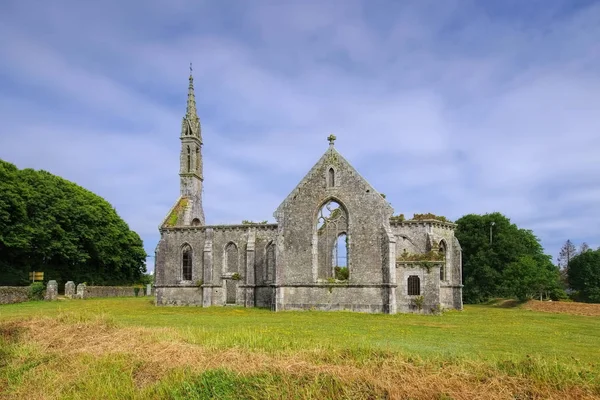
[0,287,30,305]
[80,286,148,299]
[156,224,277,307]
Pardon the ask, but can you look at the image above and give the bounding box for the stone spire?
[181,63,202,141]
[178,65,205,226]
[186,63,198,120]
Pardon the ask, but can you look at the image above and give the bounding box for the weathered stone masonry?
[154,71,463,313]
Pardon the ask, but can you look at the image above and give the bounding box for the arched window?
[182,244,192,281]
[439,240,447,281]
[186,146,191,172]
[266,242,275,282]
[328,168,335,187]
[408,275,420,296]
[191,218,201,226]
[225,242,238,273]
[316,200,348,280]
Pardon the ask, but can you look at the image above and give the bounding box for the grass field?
[1,298,599,399]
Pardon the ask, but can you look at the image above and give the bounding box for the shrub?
[334,266,349,281]
[413,295,425,312]
[28,282,45,300]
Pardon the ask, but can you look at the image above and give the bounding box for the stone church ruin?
[154,71,463,313]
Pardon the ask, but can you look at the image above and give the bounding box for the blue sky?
[1,0,599,273]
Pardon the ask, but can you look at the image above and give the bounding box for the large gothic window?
[316,200,348,280]
[182,244,192,281]
[266,241,275,282]
[439,240,447,281]
[225,242,238,273]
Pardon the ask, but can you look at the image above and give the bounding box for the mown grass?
[1,298,599,399]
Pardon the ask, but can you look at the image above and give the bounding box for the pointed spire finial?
[186,63,197,119]
[327,134,337,146]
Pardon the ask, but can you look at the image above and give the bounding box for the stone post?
[44,280,58,301]
[64,281,75,298]
[146,284,152,296]
[76,283,86,299]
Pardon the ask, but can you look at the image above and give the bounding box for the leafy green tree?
[455,212,563,303]
[568,249,600,303]
[0,159,147,286]
[502,255,561,301]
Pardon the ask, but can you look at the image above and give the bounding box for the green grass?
[1,298,599,399]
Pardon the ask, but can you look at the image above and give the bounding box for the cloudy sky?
[1,0,598,272]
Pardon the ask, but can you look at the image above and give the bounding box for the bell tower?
[179,64,205,226]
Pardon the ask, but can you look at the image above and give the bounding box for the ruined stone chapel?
[154,72,463,313]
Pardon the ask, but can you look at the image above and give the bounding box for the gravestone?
[146,284,152,296]
[45,280,58,301]
[76,283,86,299]
[64,281,75,298]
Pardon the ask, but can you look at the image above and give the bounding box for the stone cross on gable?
[327,134,336,146]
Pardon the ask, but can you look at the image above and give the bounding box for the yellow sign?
[29,271,44,282]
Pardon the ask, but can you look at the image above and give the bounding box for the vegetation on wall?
[397,250,444,262]
[334,266,349,281]
[241,220,268,225]
[455,212,564,303]
[165,198,188,227]
[0,159,147,286]
[389,214,405,223]
[411,213,452,223]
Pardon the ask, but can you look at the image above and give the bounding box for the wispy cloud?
[1,0,599,271]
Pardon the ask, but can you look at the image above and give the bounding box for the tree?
[502,255,561,301]
[455,212,564,303]
[580,242,590,253]
[557,240,577,271]
[0,159,147,286]
[568,249,600,303]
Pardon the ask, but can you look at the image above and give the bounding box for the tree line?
[0,159,147,287]
[557,240,600,303]
[456,213,599,304]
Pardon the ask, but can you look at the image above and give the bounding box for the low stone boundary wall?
[0,287,30,305]
[76,284,154,299]
[0,283,154,304]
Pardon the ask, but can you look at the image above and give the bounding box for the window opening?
[316,200,348,280]
[328,168,335,187]
[182,245,192,281]
[439,241,447,281]
[266,242,275,282]
[225,243,238,273]
[408,275,420,296]
[186,146,191,172]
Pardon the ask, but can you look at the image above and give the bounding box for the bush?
[28,282,45,300]
[334,266,349,281]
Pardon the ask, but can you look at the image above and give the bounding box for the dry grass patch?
[523,300,600,316]
[1,315,599,400]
